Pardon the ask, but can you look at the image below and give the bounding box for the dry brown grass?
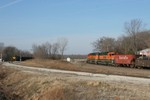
[20,59,150,78]
[20,59,79,71]
[0,66,22,100]
[0,65,150,100]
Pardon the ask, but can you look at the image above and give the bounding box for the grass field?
[0,59,150,100]
[20,59,150,78]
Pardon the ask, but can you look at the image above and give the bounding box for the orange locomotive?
[87,52,150,68]
[87,52,116,65]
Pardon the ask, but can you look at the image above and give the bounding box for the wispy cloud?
[0,0,24,9]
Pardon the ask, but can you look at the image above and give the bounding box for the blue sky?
[0,0,150,54]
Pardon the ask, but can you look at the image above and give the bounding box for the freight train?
[86,52,150,68]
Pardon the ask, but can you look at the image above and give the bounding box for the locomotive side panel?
[97,52,116,65]
[87,52,116,65]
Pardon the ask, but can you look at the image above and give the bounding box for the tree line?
[0,38,68,61]
[92,19,150,54]
[32,38,68,59]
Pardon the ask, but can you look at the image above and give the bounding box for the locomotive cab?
[87,51,117,65]
[86,52,100,64]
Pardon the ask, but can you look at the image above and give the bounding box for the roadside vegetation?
[0,65,150,100]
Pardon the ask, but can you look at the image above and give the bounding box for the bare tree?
[136,31,150,50]
[92,19,149,54]
[32,38,68,59]
[32,41,61,59]
[32,44,48,59]
[51,43,60,59]
[92,38,101,52]
[45,42,52,58]
[57,38,68,59]
[116,36,134,54]
[92,37,116,52]
[124,19,146,54]
[116,31,150,54]
[146,35,150,48]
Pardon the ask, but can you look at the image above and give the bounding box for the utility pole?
[0,52,2,62]
[0,43,4,62]
[20,50,21,62]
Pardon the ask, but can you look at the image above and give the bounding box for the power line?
[0,0,24,9]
